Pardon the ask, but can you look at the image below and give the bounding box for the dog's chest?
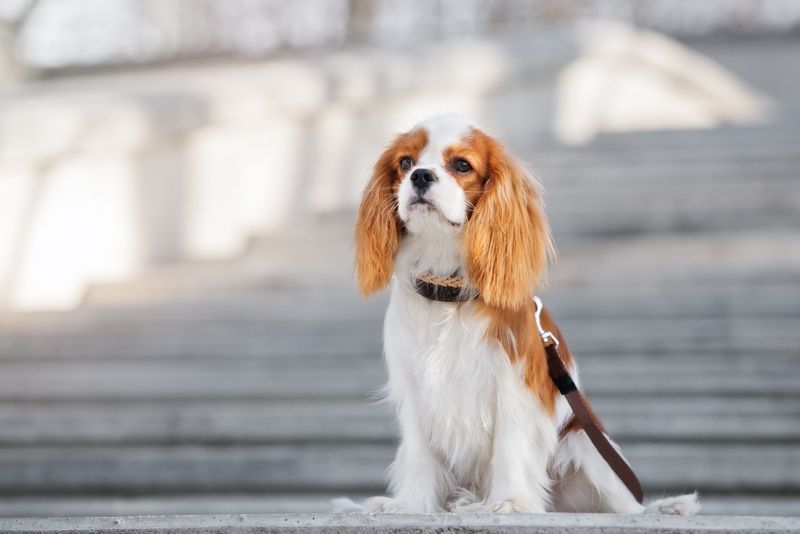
[386,295,510,483]
[420,334,497,479]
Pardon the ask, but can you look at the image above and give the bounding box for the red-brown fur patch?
[481,303,573,415]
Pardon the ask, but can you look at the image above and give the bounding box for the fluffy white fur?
[337,116,699,515]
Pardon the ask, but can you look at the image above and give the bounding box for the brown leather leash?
[533,296,644,504]
[412,275,644,504]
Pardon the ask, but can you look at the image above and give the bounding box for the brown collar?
[414,273,477,303]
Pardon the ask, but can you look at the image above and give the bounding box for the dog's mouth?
[408,197,461,227]
[409,197,433,208]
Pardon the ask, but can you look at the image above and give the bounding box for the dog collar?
[414,273,477,303]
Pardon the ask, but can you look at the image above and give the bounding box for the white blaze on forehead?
[415,115,475,166]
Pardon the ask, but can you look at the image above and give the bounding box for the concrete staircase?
[0,116,798,522]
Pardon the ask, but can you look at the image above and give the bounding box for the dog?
[336,115,699,515]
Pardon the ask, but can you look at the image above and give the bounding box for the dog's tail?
[644,492,700,515]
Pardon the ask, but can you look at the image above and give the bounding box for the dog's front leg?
[380,399,449,513]
[336,397,447,514]
[485,377,558,513]
[372,299,451,514]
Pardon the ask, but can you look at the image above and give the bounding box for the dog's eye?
[452,158,472,174]
[399,157,414,171]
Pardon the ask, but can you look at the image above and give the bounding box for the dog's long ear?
[464,141,555,309]
[355,141,403,295]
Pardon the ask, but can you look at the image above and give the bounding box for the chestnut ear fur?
[464,142,555,310]
[354,146,402,295]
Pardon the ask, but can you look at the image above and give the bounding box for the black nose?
[410,168,437,193]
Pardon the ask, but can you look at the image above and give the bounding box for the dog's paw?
[331,496,406,513]
[336,495,445,514]
[447,487,480,511]
[492,498,546,513]
[331,497,365,513]
[451,497,544,513]
[645,492,700,516]
[363,496,410,514]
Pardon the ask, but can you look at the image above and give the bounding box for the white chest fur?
[383,284,530,489]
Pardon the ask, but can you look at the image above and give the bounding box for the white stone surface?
[0,513,797,534]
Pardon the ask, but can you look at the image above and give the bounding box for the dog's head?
[355,116,554,310]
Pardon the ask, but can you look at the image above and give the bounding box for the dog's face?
[395,118,487,236]
[355,116,553,310]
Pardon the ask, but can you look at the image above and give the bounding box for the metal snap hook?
[533,296,560,348]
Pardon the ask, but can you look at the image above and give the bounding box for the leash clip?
[533,296,560,348]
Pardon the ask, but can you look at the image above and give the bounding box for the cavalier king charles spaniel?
[337,115,699,515]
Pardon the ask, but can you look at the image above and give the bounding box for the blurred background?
[0,0,798,518]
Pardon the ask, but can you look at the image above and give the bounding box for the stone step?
[0,357,794,401]
[550,233,800,284]
[82,253,800,308]
[0,443,795,495]
[7,289,798,335]
[0,348,790,372]
[82,219,358,306]
[540,160,800,185]
[588,121,800,148]
[0,341,793,364]
[534,141,800,168]
[1,306,772,337]
[1,325,797,363]
[0,512,797,533]
[0,496,795,519]
[8,278,800,341]
[65,267,800,309]
[1,314,797,361]
[78,229,800,307]
[0,495,341,517]
[546,184,800,236]
[81,260,356,308]
[0,398,795,446]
